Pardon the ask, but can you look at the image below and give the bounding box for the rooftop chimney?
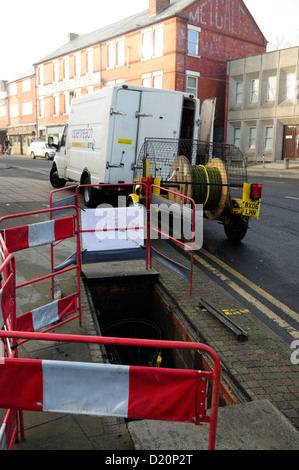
[149,0,170,16]
[68,33,79,42]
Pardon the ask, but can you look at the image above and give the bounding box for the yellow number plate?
[242,183,261,218]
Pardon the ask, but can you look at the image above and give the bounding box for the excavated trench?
[85,274,203,371]
[83,273,227,408]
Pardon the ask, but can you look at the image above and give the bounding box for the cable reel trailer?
[129,138,262,242]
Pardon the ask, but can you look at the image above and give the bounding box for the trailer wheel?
[224,216,248,242]
[50,164,66,189]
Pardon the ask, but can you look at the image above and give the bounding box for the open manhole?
[84,273,202,372]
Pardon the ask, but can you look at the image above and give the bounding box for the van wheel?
[50,164,66,189]
[45,153,51,160]
[82,175,98,207]
[31,152,36,159]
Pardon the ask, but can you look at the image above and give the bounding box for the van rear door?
[108,88,141,184]
[137,90,183,148]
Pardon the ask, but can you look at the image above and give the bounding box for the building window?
[38,66,44,86]
[64,91,70,114]
[22,79,31,93]
[54,94,59,116]
[186,75,198,95]
[154,27,163,57]
[75,54,81,77]
[54,61,59,82]
[188,28,200,56]
[10,105,19,117]
[108,42,116,68]
[107,79,125,87]
[249,127,256,149]
[234,128,241,148]
[265,126,273,148]
[250,79,259,103]
[75,89,81,98]
[22,102,32,116]
[142,73,152,87]
[286,73,296,100]
[235,82,243,104]
[117,39,125,66]
[0,105,6,117]
[87,49,93,73]
[10,83,17,96]
[64,57,69,80]
[39,98,44,118]
[142,26,164,60]
[142,30,152,60]
[267,76,276,101]
[153,71,163,88]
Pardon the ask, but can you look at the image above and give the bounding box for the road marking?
[193,252,299,339]
[285,196,299,201]
[266,181,285,184]
[200,248,299,324]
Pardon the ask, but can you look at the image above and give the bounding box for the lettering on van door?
[71,127,95,150]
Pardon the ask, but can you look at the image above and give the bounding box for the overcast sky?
[1,0,298,82]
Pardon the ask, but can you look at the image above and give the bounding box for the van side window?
[61,123,68,147]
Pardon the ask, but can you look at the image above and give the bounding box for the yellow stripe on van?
[72,142,87,148]
[118,138,133,145]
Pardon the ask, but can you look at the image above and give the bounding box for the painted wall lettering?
[187,0,260,41]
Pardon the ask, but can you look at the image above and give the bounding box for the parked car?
[29,141,56,160]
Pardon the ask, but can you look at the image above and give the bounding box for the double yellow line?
[192,248,299,340]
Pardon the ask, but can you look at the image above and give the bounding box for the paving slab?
[128,400,299,450]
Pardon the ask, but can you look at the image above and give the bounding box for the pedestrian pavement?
[0,157,298,451]
[247,160,299,179]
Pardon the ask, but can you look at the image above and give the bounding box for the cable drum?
[191,165,222,211]
[168,156,229,220]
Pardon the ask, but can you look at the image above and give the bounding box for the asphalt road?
[1,155,298,346]
[195,175,299,346]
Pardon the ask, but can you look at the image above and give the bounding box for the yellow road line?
[193,252,299,340]
[200,248,299,324]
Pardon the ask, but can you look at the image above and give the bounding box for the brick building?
[0,68,36,155]
[1,0,267,153]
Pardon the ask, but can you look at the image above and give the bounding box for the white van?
[49,85,214,206]
[29,141,56,160]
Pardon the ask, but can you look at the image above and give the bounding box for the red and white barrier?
[3,217,74,253]
[0,409,18,451]
[15,294,77,332]
[0,274,14,331]
[0,358,210,424]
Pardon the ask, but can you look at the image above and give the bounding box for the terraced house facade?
[0,0,267,154]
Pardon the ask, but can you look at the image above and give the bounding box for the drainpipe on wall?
[34,66,38,138]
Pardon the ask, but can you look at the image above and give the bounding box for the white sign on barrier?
[81,206,145,252]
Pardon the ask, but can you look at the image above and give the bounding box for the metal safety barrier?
[0,254,24,449]
[0,329,221,450]
[0,206,82,342]
[149,185,198,295]
[49,183,149,272]
[0,184,220,450]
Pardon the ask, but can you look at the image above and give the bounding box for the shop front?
[7,124,37,155]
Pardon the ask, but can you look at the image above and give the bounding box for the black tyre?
[31,151,36,159]
[224,217,248,242]
[82,175,99,207]
[45,152,51,160]
[50,164,66,189]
